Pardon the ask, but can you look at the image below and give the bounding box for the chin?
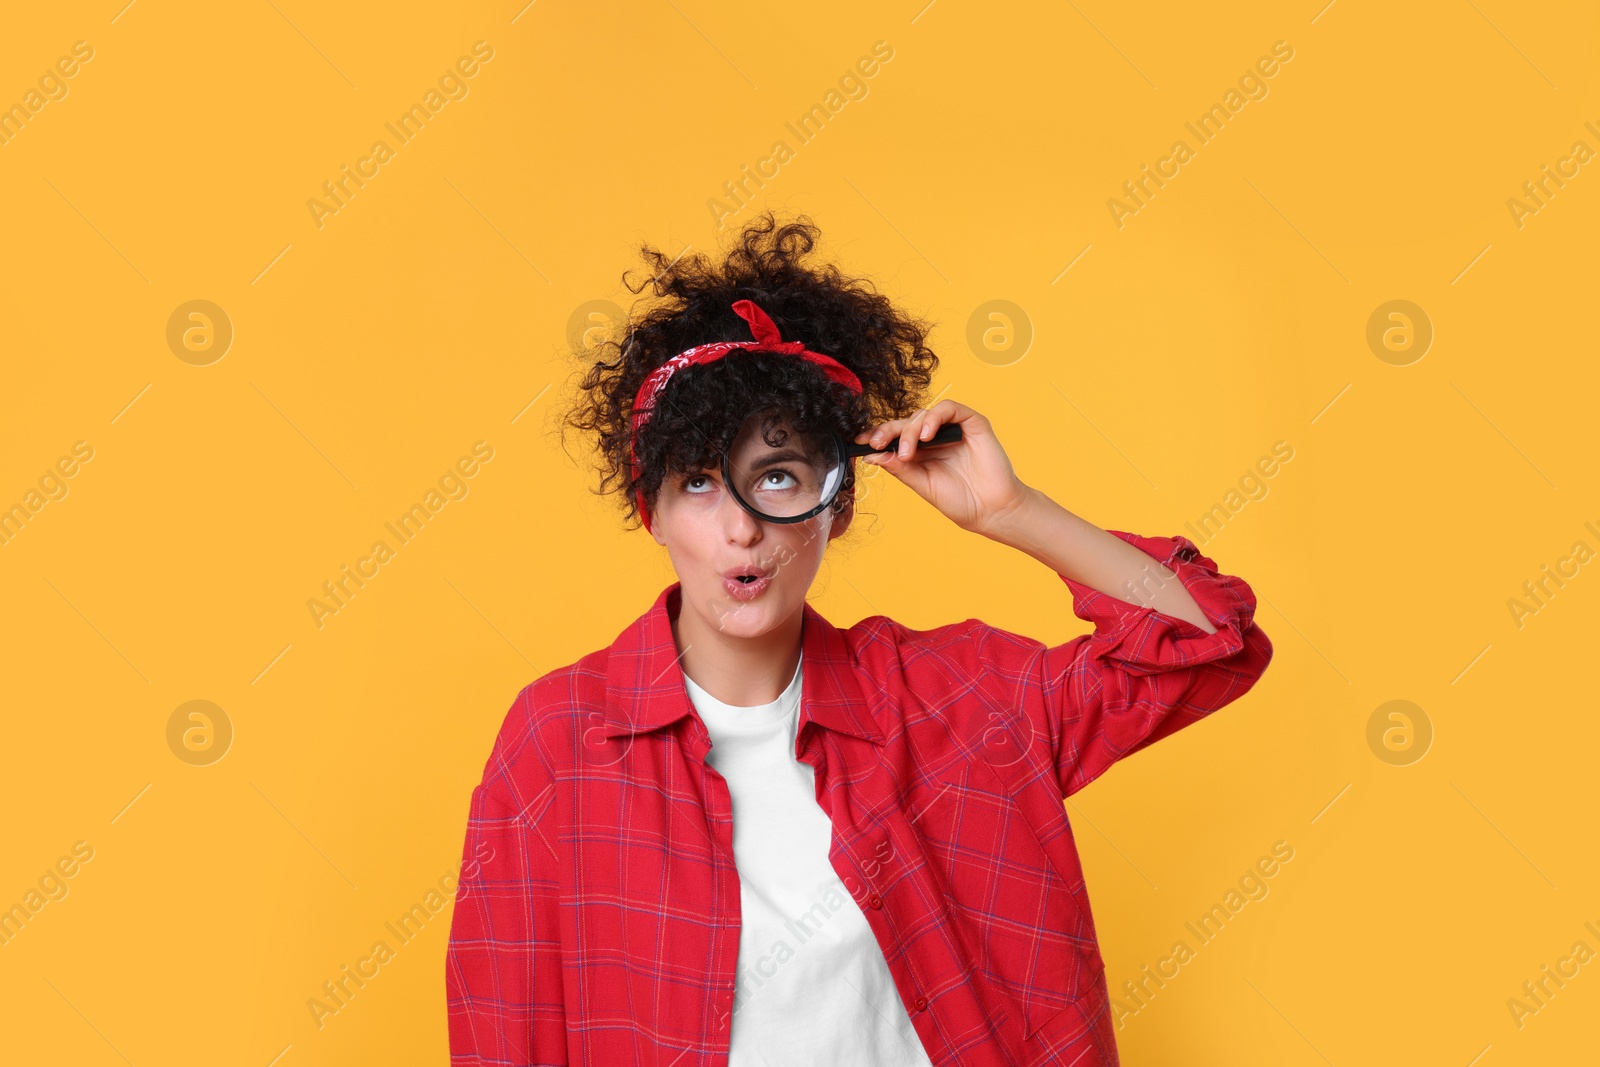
[702,579,795,637]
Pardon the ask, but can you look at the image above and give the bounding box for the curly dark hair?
[562,212,941,531]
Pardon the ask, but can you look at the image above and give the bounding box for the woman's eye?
[760,469,798,491]
[684,474,714,493]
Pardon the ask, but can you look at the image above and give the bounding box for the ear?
[641,492,668,545]
[826,493,854,541]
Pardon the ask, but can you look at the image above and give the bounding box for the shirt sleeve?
[956,530,1273,798]
[446,691,569,1065]
[1036,531,1273,796]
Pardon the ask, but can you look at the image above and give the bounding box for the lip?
[721,565,775,602]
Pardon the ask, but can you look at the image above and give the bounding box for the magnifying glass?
[721,410,965,524]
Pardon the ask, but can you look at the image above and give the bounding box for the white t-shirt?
[683,653,934,1066]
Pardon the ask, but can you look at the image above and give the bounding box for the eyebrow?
[742,449,810,469]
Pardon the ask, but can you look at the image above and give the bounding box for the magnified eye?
[760,469,798,492]
[723,411,842,521]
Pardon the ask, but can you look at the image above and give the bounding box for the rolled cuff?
[1058,530,1259,673]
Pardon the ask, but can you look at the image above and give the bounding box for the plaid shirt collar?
[600,582,886,747]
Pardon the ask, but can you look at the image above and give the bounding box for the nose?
[720,486,764,545]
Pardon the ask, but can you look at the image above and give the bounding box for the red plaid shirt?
[446,530,1273,1065]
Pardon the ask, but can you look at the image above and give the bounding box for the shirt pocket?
[917,760,1106,1039]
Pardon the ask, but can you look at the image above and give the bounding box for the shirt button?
[868,893,883,909]
[914,994,928,1011]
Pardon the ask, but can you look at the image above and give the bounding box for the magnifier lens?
[724,411,847,523]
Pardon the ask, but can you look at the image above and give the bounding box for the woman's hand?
[854,400,1034,538]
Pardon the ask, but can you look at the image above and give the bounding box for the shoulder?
[473,646,610,813]
[841,611,1046,677]
[836,611,1074,786]
[835,612,1048,730]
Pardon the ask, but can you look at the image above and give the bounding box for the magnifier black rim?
[720,427,850,525]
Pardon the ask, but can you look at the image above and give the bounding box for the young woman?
[446,215,1273,1066]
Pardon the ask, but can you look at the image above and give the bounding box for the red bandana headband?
[631,298,864,533]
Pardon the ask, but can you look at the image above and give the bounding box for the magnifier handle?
[847,421,964,457]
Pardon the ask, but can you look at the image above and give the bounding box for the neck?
[670,590,803,707]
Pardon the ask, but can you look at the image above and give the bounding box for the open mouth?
[723,567,773,600]
[724,566,772,582]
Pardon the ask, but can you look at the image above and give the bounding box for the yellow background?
[2,1,1596,1063]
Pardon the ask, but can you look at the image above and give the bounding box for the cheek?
[773,522,830,576]
[657,504,718,566]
